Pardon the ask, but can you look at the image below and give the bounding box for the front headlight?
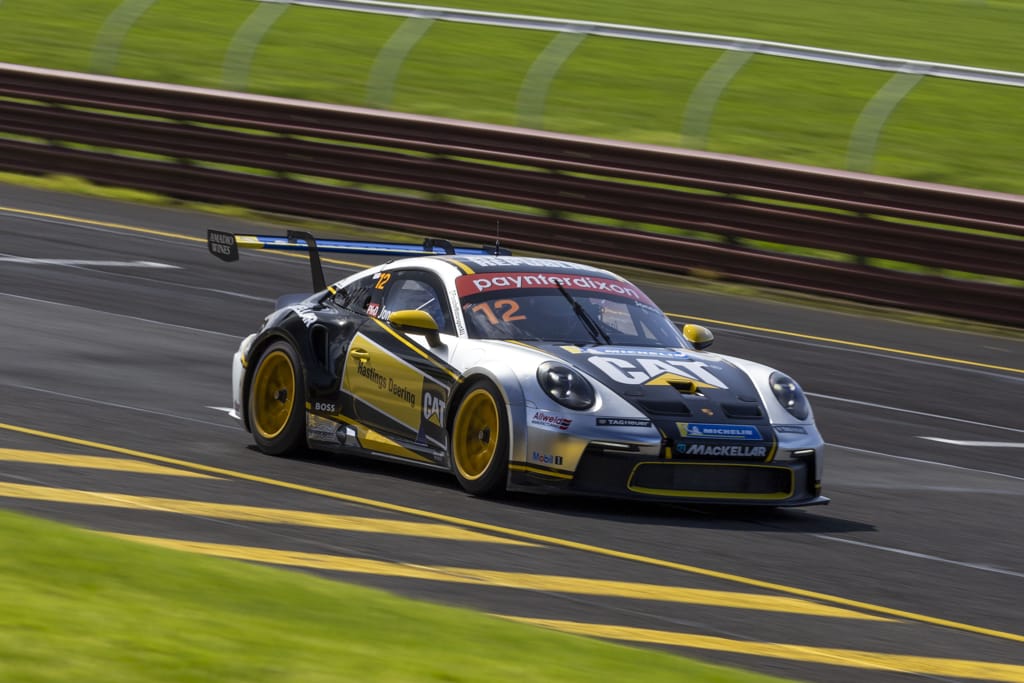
[770,372,810,420]
[536,361,595,410]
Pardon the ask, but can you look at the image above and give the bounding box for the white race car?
[210,230,827,506]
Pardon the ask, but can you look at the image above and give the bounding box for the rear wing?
[207,229,509,292]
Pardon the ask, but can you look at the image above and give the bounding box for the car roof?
[437,254,622,277]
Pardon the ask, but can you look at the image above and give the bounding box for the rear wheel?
[248,341,306,456]
[451,380,509,496]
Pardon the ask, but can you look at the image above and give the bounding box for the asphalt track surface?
[1,184,1022,683]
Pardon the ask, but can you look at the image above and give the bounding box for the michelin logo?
[679,423,761,440]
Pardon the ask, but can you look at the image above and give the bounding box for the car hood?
[533,342,776,449]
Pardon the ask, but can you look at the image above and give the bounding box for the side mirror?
[388,309,442,347]
[683,324,714,350]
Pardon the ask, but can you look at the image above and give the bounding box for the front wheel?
[248,341,306,456]
[450,380,509,497]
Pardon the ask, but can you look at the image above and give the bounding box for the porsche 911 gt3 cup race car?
[209,230,827,506]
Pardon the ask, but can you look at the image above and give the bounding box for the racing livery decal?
[596,417,653,428]
[587,354,726,389]
[679,443,770,457]
[530,411,573,431]
[678,423,762,439]
[455,271,655,305]
[342,333,446,448]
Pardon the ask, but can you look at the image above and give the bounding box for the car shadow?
[255,445,873,534]
[494,492,876,534]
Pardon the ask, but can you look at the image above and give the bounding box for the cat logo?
[587,356,725,389]
[423,391,445,427]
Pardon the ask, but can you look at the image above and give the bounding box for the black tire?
[247,341,306,456]
[450,379,509,497]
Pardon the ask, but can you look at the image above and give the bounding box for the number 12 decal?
[374,272,392,290]
[470,299,526,324]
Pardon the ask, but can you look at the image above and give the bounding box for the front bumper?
[509,444,828,506]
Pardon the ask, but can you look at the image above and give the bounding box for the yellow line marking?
[0,483,533,546]
[9,203,1015,373]
[0,205,366,268]
[0,206,207,242]
[104,534,884,620]
[0,448,217,478]
[4,423,1020,643]
[507,618,1024,683]
[668,313,1024,375]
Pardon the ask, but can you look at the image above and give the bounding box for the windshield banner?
[456,272,653,304]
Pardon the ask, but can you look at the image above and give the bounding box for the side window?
[380,270,454,335]
[333,273,382,316]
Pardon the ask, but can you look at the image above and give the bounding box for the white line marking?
[0,257,179,268]
[814,535,1024,579]
[809,393,1024,434]
[921,437,1024,448]
[830,443,1024,482]
[2,383,237,430]
[0,291,241,338]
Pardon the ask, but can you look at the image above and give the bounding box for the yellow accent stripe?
[366,317,460,381]
[0,483,531,545]
[319,404,435,464]
[234,235,265,249]
[509,463,574,480]
[105,534,885,620]
[0,448,216,478]
[3,422,1022,644]
[506,618,1024,683]
[668,313,1024,375]
[444,257,476,274]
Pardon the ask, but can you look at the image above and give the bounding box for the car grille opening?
[636,398,691,416]
[721,402,763,418]
[629,463,793,496]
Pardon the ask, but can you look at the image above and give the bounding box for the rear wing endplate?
[208,229,509,292]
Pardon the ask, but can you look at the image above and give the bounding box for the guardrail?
[94,0,1024,171]
[1,63,1022,326]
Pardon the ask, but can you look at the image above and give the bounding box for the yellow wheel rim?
[452,388,499,480]
[251,350,296,440]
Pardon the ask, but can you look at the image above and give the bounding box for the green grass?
[0,509,793,683]
[1,0,1023,192]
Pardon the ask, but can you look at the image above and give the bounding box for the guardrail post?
[222,0,291,91]
[847,65,927,173]
[91,0,159,74]
[680,45,756,149]
[516,28,589,130]
[366,13,437,109]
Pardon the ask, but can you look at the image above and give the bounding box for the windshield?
[456,271,685,346]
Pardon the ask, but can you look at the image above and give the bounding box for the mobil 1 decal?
[342,332,442,445]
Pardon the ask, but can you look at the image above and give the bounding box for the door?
[339,268,459,464]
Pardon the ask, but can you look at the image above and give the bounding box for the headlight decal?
[770,372,810,420]
[536,361,595,410]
